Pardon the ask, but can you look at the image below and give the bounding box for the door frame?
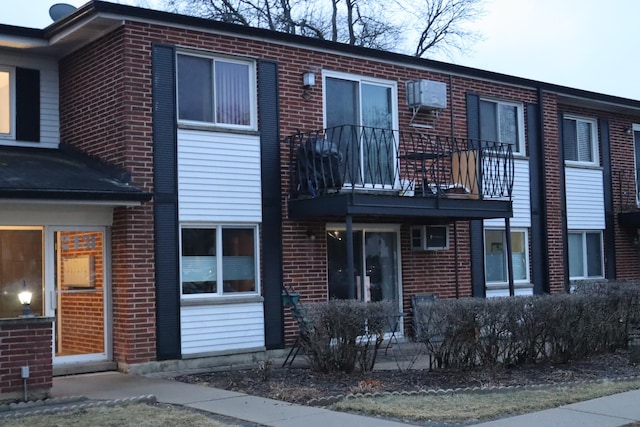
[325,223,404,330]
[45,226,112,365]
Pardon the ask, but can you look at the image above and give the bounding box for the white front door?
[46,227,110,365]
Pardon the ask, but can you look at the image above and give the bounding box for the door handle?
[50,290,57,310]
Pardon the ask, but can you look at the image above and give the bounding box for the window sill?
[181,294,264,306]
[178,122,259,136]
[486,282,532,289]
[564,161,602,171]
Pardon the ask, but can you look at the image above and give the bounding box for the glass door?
[50,229,108,364]
[325,75,397,188]
[327,227,400,305]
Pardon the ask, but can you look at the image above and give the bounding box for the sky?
[2,0,638,100]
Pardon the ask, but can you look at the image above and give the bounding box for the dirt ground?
[174,348,640,405]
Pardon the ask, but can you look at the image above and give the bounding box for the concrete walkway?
[50,371,640,427]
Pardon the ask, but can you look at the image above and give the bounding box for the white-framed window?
[563,115,598,165]
[176,52,256,130]
[484,228,529,284]
[480,98,524,155]
[180,225,259,297]
[410,225,449,251]
[323,70,399,188]
[568,230,604,279]
[0,66,15,139]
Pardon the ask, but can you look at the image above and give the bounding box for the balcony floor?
[288,192,512,220]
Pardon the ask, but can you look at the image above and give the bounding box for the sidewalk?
[49,371,640,427]
[50,371,410,427]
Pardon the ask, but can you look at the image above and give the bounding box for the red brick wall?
[59,27,155,365]
[0,318,52,399]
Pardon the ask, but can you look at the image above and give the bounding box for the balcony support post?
[506,217,515,297]
[346,215,355,300]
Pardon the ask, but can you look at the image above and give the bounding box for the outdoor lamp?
[302,71,316,88]
[18,281,33,317]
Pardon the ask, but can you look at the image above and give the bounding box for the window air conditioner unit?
[410,225,449,251]
[406,80,447,110]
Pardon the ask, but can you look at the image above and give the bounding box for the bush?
[296,299,396,374]
[413,283,640,370]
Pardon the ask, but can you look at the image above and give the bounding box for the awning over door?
[0,145,151,204]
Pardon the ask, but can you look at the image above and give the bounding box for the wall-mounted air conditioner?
[406,80,447,110]
[410,225,449,251]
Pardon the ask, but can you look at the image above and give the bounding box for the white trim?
[0,66,15,140]
[175,51,257,131]
[563,115,599,167]
[180,223,261,299]
[479,97,525,156]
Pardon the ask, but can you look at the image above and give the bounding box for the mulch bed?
[174,349,640,405]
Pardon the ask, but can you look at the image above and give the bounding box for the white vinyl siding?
[180,302,265,355]
[0,52,59,147]
[485,159,530,228]
[565,167,605,230]
[178,129,262,222]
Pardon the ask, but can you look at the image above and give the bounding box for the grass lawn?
[0,403,240,427]
[333,379,640,424]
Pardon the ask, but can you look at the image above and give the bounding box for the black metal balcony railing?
[288,125,514,201]
[616,169,640,212]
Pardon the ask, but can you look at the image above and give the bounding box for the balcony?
[616,169,640,227]
[287,125,514,221]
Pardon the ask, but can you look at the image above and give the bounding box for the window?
[568,231,603,279]
[563,116,598,165]
[484,229,528,284]
[480,99,524,155]
[0,228,43,319]
[324,71,398,187]
[0,67,14,138]
[181,226,258,296]
[177,53,255,129]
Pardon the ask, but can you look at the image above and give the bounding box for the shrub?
[413,282,640,370]
[296,299,396,374]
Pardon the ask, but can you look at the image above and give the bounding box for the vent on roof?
[49,3,77,22]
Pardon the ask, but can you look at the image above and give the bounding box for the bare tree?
[158,0,484,57]
[408,0,484,58]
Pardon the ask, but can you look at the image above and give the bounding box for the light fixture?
[625,127,633,135]
[306,228,317,241]
[302,71,316,88]
[18,281,33,318]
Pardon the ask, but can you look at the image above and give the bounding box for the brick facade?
[53,10,640,363]
[0,318,53,400]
